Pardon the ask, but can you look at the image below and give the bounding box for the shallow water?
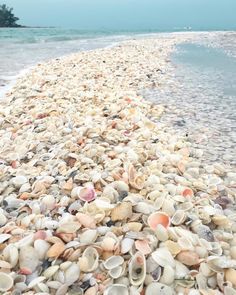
[143,36,236,167]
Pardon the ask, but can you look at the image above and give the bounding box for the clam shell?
[171,210,186,225]
[135,240,152,255]
[0,272,14,292]
[176,251,199,266]
[79,247,99,272]
[129,251,146,286]
[80,229,98,244]
[19,246,39,274]
[47,242,65,258]
[147,211,170,230]
[104,284,129,295]
[104,256,124,270]
[111,202,132,221]
[64,263,80,286]
[151,248,175,268]
[121,238,134,254]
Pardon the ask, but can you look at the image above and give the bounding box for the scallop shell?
[129,251,146,286]
[75,186,96,202]
[135,240,152,255]
[147,212,170,230]
[80,229,98,244]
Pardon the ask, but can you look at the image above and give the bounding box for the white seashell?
[104,256,124,270]
[145,282,174,295]
[43,265,59,278]
[15,282,27,292]
[79,247,99,272]
[19,182,31,193]
[207,256,236,272]
[0,212,7,226]
[171,210,186,225]
[55,284,69,295]
[178,237,194,251]
[3,244,19,268]
[46,281,62,289]
[34,240,51,260]
[19,246,39,274]
[0,233,11,243]
[104,284,129,295]
[64,263,80,286]
[151,248,175,268]
[60,261,72,271]
[134,202,155,214]
[0,272,14,292]
[12,175,28,188]
[37,282,50,293]
[28,276,46,289]
[159,265,175,285]
[15,234,34,248]
[175,261,190,279]
[155,224,169,242]
[94,198,115,210]
[109,265,123,279]
[121,238,134,254]
[129,251,146,286]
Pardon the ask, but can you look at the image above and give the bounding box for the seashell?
[147,212,170,230]
[0,212,7,226]
[101,236,117,251]
[176,251,199,266]
[64,263,80,286]
[178,237,194,251]
[77,186,96,202]
[79,247,99,272]
[121,238,134,254]
[164,240,181,256]
[145,282,174,295]
[135,240,152,255]
[104,284,129,295]
[128,164,145,190]
[112,181,129,194]
[151,248,175,267]
[159,265,175,285]
[76,213,96,228]
[175,261,190,278]
[0,272,14,292]
[80,229,98,244]
[224,286,236,295]
[0,234,11,243]
[84,286,98,295]
[104,256,124,270]
[19,246,39,275]
[180,187,194,198]
[47,242,65,258]
[212,215,230,227]
[12,175,28,188]
[109,265,124,279]
[171,210,186,225]
[43,265,60,278]
[124,222,142,232]
[55,284,68,295]
[34,240,50,260]
[111,202,132,221]
[42,195,56,210]
[134,202,155,214]
[155,224,169,242]
[28,276,46,289]
[94,198,115,210]
[3,244,19,268]
[0,260,11,269]
[207,256,236,272]
[57,221,81,233]
[129,251,146,286]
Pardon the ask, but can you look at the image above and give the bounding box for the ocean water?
[143,33,236,167]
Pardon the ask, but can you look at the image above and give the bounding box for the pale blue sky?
[2,0,236,30]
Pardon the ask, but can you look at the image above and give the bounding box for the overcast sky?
[2,0,236,30]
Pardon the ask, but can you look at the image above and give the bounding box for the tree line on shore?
[0,4,20,27]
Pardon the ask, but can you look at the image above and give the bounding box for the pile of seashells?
[0,36,236,294]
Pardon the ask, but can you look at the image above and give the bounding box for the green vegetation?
[0,4,20,27]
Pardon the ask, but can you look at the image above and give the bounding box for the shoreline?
[0,34,236,294]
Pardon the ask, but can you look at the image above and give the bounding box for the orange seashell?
[147,212,170,230]
[47,242,65,258]
[182,188,194,198]
[19,192,31,200]
[56,233,76,243]
[135,240,152,255]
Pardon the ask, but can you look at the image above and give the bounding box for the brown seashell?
[47,242,65,258]
[111,202,132,222]
[225,268,236,287]
[63,178,73,191]
[176,251,199,266]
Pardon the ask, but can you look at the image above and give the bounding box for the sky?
[2,0,236,31]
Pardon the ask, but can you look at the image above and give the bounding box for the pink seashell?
[135,240,152,255]
[78,187,96,202]
[34,230,47,240]
[147,212,170,230]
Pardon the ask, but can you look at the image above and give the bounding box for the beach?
[0,33,236,294]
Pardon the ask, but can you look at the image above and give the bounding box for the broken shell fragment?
[111,202,132,221]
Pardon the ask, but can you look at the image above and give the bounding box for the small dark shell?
[214,196,231,209]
